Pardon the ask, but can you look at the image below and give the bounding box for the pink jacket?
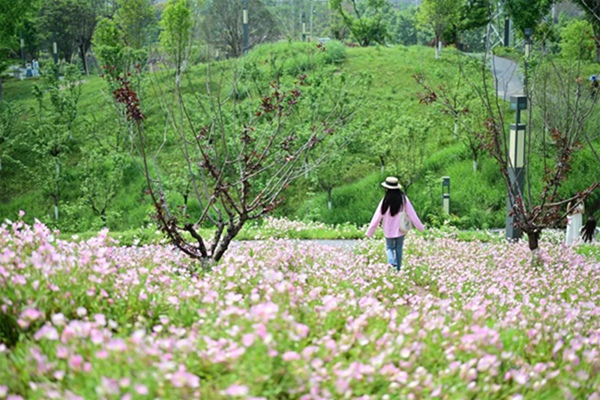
[366,196,425,238]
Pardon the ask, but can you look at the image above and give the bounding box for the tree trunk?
[80,45,89,76]
[436,36,442,59]
[213,221,245,262]
[327,188,332,210]
[473,159,477,172]
[0,77,3,102]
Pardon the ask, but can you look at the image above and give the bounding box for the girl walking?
[366,177,424,271]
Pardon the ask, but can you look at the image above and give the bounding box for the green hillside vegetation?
[0,42,598,233]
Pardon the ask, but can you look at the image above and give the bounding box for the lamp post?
[442,176,450,215]
[504,17,510,47]
[242,0,249,55]
[302,12,307,42]
[524,28,533,58]
[506,95,527,240]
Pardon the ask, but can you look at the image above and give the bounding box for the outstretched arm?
[366,200,383,237]
[405,197,425,232]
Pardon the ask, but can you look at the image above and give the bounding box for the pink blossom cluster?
[0,217,599,399]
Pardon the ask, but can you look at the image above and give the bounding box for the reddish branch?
[106,51,352,263]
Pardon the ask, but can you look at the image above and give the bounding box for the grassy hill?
[0,42,598,232]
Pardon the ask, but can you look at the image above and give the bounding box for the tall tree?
[115,0,157,50]
[93,17,128,74]
[502,0,553,35]
[159,0,193,78]
[38,0,107,75]
[30,64,81,222]
[415,0,461,59]
[387,7,420,45]
[446,0,491,47]
[329,0,389,46]
[203,0,279,58]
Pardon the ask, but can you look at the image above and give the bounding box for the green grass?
[1,43,599,233]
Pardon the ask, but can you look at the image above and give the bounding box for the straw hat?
[381,177,402,190]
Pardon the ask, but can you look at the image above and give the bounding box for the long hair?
[381,189,405,216]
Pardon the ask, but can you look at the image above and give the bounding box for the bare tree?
[107,54,362,265]
[416,50,600,254]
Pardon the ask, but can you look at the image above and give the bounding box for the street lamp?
[242,0,249,55]
[524,28,533,58]
[302,12,307,42]
[442,176,450,215]
[506,95,527,240]
[504,17,510,47]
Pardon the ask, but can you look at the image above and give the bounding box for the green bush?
[560,19,595,61]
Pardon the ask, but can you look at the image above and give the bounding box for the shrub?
[560,19,595,61]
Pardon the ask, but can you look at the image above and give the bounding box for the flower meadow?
[1,218,600,399]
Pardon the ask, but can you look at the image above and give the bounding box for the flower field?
[1,218,600,399]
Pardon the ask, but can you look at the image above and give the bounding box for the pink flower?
[221,384,249,397]
[51,313,66,326]
[171,365,200,389]
[34,325,59,341]
[294,323,309,338]
[134,384,148,395]
[335,378,349,394]
[512,370,528,385]
[101,377,120,395]
[96,350,109,359]
[20,308,43,322]
[94,314,106,326]
[282,351,301,361]
[68,354,83,370]
[56,346,69,359]
[242,333,255,347]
